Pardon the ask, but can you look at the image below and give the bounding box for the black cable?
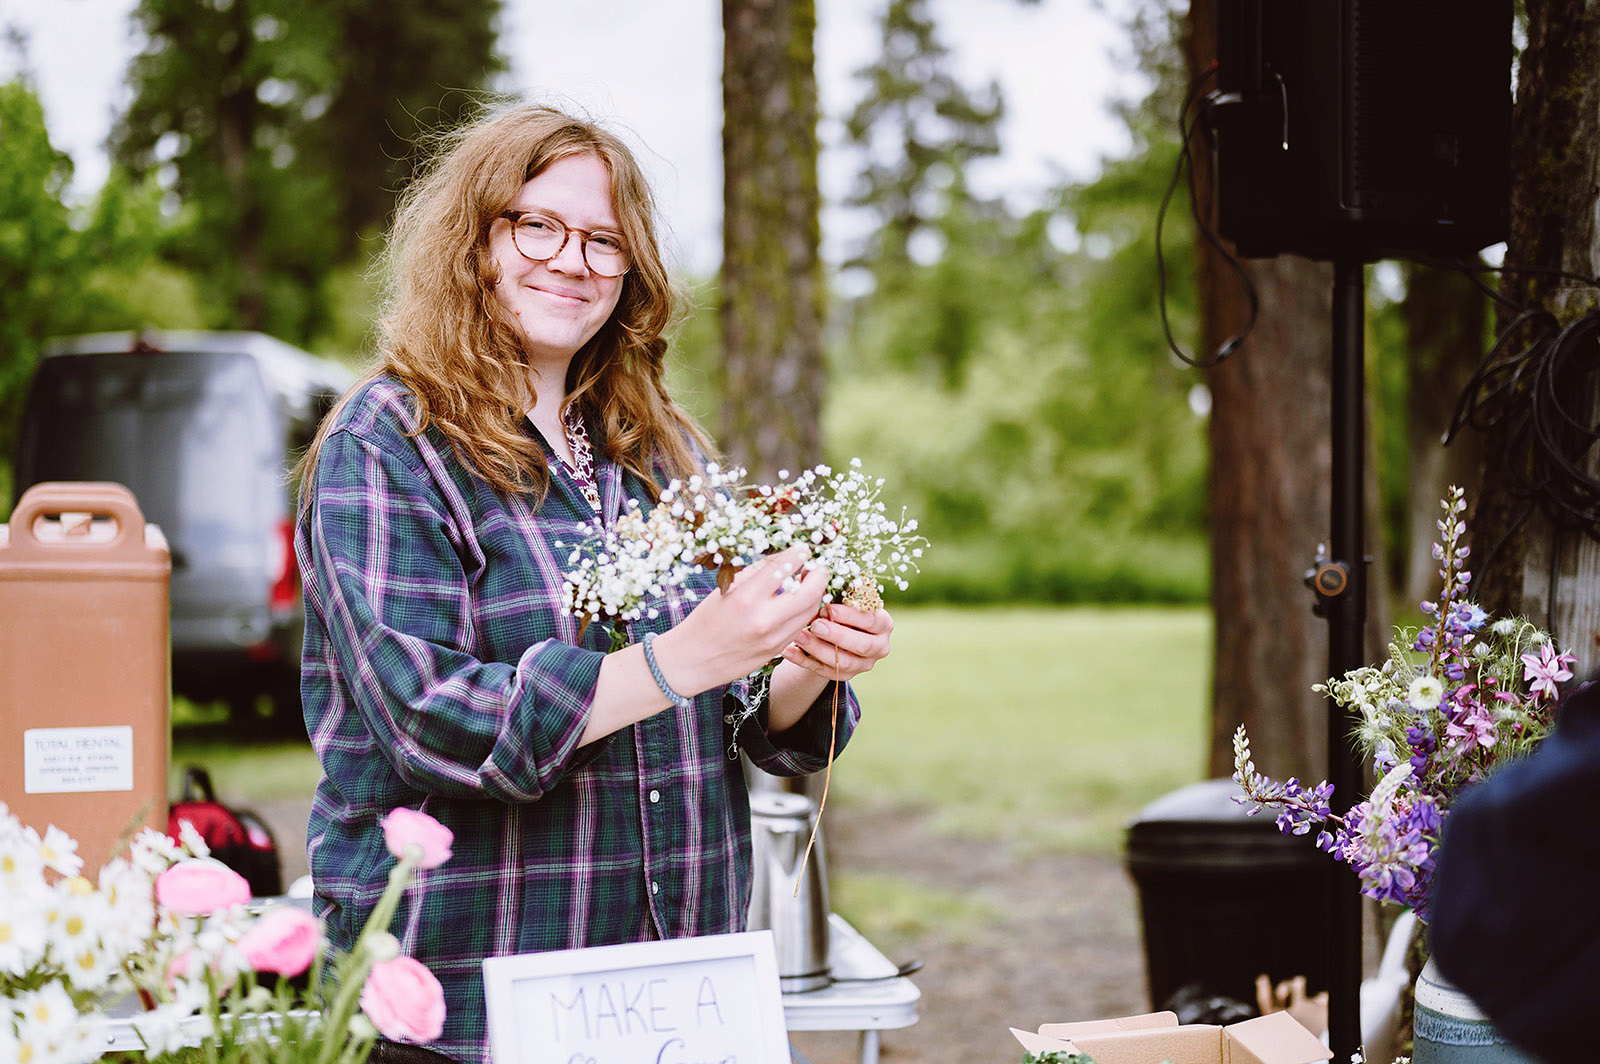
[1440,271,1600,547]
[1155,61,1260,368]
[1408,252,1600,297]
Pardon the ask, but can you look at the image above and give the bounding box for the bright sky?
[0,0,1144,275]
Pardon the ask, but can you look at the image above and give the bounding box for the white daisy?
[0,890,48,977]
[28,824,84,879]
[15,981,80,1038]
[1,829,45,888]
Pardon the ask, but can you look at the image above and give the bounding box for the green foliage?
[111,0,341,337]
[308,0,506,252]
[842,0,1005,272]
[0,79,77,434]
[665,278,727,437]
[824,145,1206,603]
[816,0,1207,604]
[111,0,502,341]
[308,253,384,366]
[1368,274,1411,591]
[0,80,177,487]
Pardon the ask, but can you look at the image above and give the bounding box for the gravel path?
[789,801,1146,1064]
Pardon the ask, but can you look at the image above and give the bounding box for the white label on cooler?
[23,726,135,793]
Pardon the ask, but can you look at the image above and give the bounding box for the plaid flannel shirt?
[297,376,857,1062]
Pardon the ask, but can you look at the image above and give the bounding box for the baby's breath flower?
[562,461,929,640]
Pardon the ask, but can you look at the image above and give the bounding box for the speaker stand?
[1324,256,1368,1063]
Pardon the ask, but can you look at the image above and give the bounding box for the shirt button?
[651,881,660,896]
[649,789,661,803]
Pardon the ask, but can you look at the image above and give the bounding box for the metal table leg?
[858,1029,880,1064]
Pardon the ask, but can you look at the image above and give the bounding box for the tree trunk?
[1401,265,1488,609]
[1185,1,1389,783]
[1202,260,1337,781]
[719,0,825,481]
[1472,0,1600,669]
[217,0,263,331]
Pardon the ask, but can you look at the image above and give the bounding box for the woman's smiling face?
[488,152,626,369]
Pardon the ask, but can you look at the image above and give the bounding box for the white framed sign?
[483,930,789,1064]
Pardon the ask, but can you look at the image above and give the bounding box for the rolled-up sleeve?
[730,678,859,776]
[302,428,603,801]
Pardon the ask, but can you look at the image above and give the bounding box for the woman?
[295,102,893,1063]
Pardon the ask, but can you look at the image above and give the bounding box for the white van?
[12,331,354,732]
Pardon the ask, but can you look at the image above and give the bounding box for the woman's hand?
[651,545,829,696]
[780,599,895,683]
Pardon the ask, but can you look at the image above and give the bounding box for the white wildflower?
[365,931,401,962]
[1407,674,1444,710]
[175,817,211,857]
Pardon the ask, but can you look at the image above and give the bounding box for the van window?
[21,351,279,568]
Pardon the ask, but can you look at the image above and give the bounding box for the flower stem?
[314,857,415,1064]
[794,662,840,897]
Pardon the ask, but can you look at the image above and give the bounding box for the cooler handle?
[5,481,151,561]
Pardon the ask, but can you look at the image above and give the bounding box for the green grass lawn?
[836,605,1213,855]
[175,605,1212,856]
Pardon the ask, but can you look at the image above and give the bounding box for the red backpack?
[167,765,283,898]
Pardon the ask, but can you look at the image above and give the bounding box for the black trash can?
[1124,777,1331,1012]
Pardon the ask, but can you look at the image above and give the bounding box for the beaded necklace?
[558,402,602,514]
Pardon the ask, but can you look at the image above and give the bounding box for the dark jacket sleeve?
[1429,677,1600,1064]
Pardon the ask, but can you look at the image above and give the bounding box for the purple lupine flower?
[1340,791,1440,913]
[1406,723,1437,776]
[1266,776,1335,836]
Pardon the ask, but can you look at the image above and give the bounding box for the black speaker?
[1208,0,1511,261]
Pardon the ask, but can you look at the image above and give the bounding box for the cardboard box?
[1011,1009,1332,1064]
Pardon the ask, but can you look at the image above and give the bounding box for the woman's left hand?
[780,601,894,682]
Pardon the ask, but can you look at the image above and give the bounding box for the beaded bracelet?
[641,631,693,709]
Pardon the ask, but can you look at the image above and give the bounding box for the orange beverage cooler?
[1,481,172,874]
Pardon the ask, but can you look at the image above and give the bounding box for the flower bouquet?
[561,458,927,648]
[560,459,927,881]
[1233,487,1574,921]
[1,801,450,1064]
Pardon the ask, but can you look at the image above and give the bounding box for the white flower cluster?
[562,459,928,636]
[1,802,180,1064]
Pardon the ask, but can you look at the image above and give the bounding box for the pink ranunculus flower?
[360,955,446,1043]
[238,905,322,976]
[155,859,252,915]
[166,950,196,990]
[166,950,236,994]
[380,808,453,869]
